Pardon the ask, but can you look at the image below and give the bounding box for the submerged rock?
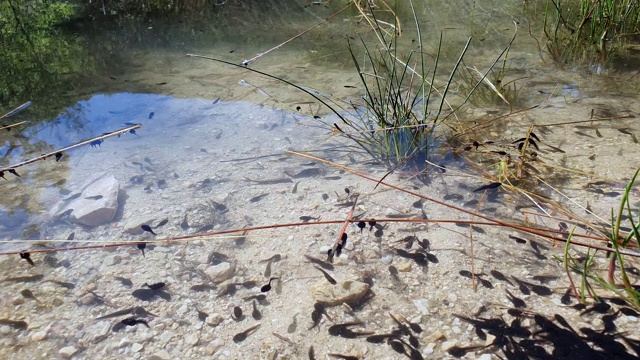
[311,280,370,306]
[50,173,121,227]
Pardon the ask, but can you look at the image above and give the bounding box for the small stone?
[441,340,458,352]
[30,330,48,342]
[413,299,429,315]
[396,261,412,272]
[59,346,78,358]
[311,280,369,306]
[104,255,121,266]
[131,343,143,352]
[80,293,96,306]
[485,334,496,347]
[477,354,493,360]
[0,326,11,334]
[149,350,171,360]
[124,215,158,234]
[185,334,199,346]
[207,338,224,355]
[206,313,223,327]
[160,331,174,343]
[423,344,435,355]
[204,262,236,283]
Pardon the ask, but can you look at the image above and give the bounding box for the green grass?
[559,167,640,309]
[543,0,640,68]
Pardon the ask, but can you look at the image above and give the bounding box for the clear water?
[1,2,639,359]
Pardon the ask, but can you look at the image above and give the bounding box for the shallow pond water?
[1,1,640,360]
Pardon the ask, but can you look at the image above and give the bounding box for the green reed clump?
[560,167,640,309]
[341,0,470,169]
[544,0,640,68]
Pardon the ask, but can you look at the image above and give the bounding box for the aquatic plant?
[542,0,640,69]
[560,167,640,309]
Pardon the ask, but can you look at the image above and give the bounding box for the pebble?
[185,334,199,346]
[149,350,171,360]
[441,340,458,351]
[0,326,10,334]
[311,280,370,306]
[30,330,48,342]
[206,338,224,355]
[205,313,223,327]
[59,346,78,359]
[204,262,236,283]
[132,343,144,352]
[160,331,175,343]
[477,354,493,360]
[413,299,430,315]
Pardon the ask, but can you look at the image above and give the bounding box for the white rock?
[209,338,224,354]
[149,350,171,360]
[131,343,143,352]
[477,354,493,360]
[205,313,223,327]
[204,262,236,283]
[311,280,370,306]
[413,299,430,315]
[51,173,121,227]
[124,215,158,234]
[59,346,78,358]
[30,330,48,342]
[441,340,458,351]
[185,334,199,346]
[160,331,174,343]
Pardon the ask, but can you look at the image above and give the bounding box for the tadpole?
[19,251,34,266]
[232,324,261,343]
[141,224,156,235]
[260,277,279,292]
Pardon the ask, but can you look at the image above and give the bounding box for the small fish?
[140,224,156,235]
[233,306,244,321]
[156,82,167,86]
[85,195,103,200]
[252,300,262,320]
[148,112,154,119]
[232,324,261,343]
[19,251,34,266]
[143,282,166,290]
[249,193,269,203]
[314,266,337,285]
[261,277,279,292]
[299,215,320,222]
[473,182,502,192]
